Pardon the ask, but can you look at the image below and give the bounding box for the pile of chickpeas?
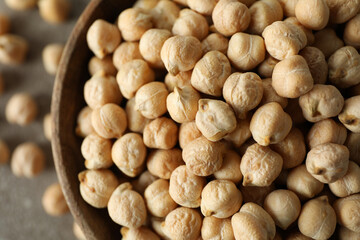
[77,0,360,239]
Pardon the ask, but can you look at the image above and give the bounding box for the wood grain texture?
[51,0,135,239]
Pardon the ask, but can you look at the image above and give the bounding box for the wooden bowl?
[51,0,135,239]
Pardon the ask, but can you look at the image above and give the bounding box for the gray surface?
[0,1,88,239]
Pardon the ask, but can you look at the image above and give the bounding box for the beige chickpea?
[201,180,242,218]
[0,140,10,164]
[112,133,147,177]
[241,143,283,186]
[38,0,70,24]
[250,102,292,146]
[117,8,152,41]
[339,96,360,133]
[345,132,360,165]
[88,55,116,76]
[299,47,328,85]
[212,0,250,36]
[42,183,69,216]
[313,28,344,58]
[257,55,279,78]
[144,179,177,217]
[223,72,263,119]
[306,143,349,183]
[121,226,160,240]
[164,71,192,92]
[42,43,64,75]
[108,182,147,228]
[132,170,158,195]
[5,0,37,10]
[169,165,206,208]
[295,0,329,30]
[162,207,202,240]
[84,71,122,109]
[134,0,159,12]
[150,217,170,240]
[143,117,178,149]
[231,203,276,240]
[278,0,298,17]
[172,9,209,41]
[227,33,265,71]
[284,17,315,46]
[344,14,360,49]
[81,133,113,170]
[112,42,142,70]
[161,35,202,75]
[307,119,347,149]
[298,196,336,240]
[150,0,180,30]
[75,106,94,137]
[6,93,37,126]
[125,98,150,133]
[0,14,10,35]
[326,0,360,24]
[263,189,301,230]
[166,86,200,123]
[299,84,344,122]
[188,0,218,15]
[224,118,252,148]
[173,0,188,6]
[272,55,314,98]
[286,231,312,240]
[262,21,307,60]
[147,148,184,179]
[86,19,121,59]
[179,121,202,149]
[240,184,275,206]
[214,150,242,184]
[0,34,28,65]
[139,29,171,68]
[201,33,229,55]
[248,0,283,35]
[329,161,360,197]
[73,222,86,240]
[196,99,237,142]
[260,78,288,108]
[333,194,360,233]
[0,73,4,95]
[338,226,360,240]
[201,217,234,240]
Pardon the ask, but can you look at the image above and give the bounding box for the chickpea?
[143,117,178,149]
[250,102,292,146]
[150,217,170,240]
[81,133,113,169]
[295,0,329,30]
[150,0,180,30]
[248,0,283,35]
[339,96,360,133]
[147,148,184,179]
[173,0,188,6]
[42,43,64,75]
[169,165,206,208]
[299,84,344,122]
[298,196,336,239]
[201,33,229,55]
[286,231,312,240]
[166,86,200,123]
[117,8,152,41]
[262,21,307,60]
[257,55,279,78]
[75,106,94,137]
[0,34,28,65]
[284,17,315,46]
[125,98,150,134]
[5,0,37,10]
[38,0,70,24]
[241,143,283,186]
[112,133,147,177]
[201,217,234,240]
[172,9,209,41]
[161,35,202,75]
[223,72,263,119]
[278,0,298,17]
[134,0,159,12]
[112,42,142,70]
[0,140,10,164]
[260,78,288,108]
[179,121,202,149]
[313,28,344,58]
[333,194,360,233]
[164,71,192,92]
[345,132,360,165]
[88,55,116,76]
[131,170,158,195]
[338,226,360,240]
[84,71,122,109]
[107,182,147,228]
[42,183,69,216]
[213,150,242,184]
[6,93,37,126]
[326,0,360,24]
[212,0,250,37]
[196,99,237,141]
[139,29,171,68]
[73,222,86,240]
[201,180,242,218]
[299,47,328,85]
[121,226,160,240]
[329,161,360,197]
[188,0,217,15]
[240,184,275,206]
[162,207,202,240]
[307,119,347,149]
[224,118,252,148]
[0,14,10,35]
[344,14,360,49]
[231,203,276,240]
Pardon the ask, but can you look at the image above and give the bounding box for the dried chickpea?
[326,0,360,24]
[144,179,177,217]
[0,140,10,164]
[201,180,242,218]
[0,73,4,95]
[278,0,298,17]
[143,117,178,149]
[250,102,292,146]
[201,217,234,240]
[187,0,217,15]
[0,34,28,65]
[6,93,37,126]
[260,78,288,108]
[313,28,344,58]
[240,184,275,206]
[162,207,202,240]
[338,226,360,240]
[112,42,142,70]
[135,82,168,118]
[150,0,180,30]
[345,132,360,165]
[329,161,360,197]
[75,106,94,137]
[298,196,336,240]
[125,98,150,133]
[307,119,347,149]
[299,84,344,122]
[333,194,360,233]
[88,55,116,76]
[121,226,160,240]
[257,55,279,78]
[5,0,37,10]
[38,0,70,24]
[147,148,184,179]
[166,86,200,123]
[213,150,242,184]
[161,35,202,75]
[224,118,251,148]
[201,33,229,55]
[196,99,237,141]
[231,203,276,240]
[81,133,113,169]
[295,0,329,30]
[84,71,122,109]
[344,14,360,49]
[43,113,52,141]
[42,183,69,216]
[339,96,360,133]
[247,0,283,35]
[117,8,152,41]
[134,0,159,12]
[272,55,313,98]
[91,103,127,139]
[0,14,10,35]
[212,0,251,37]
[262,21,307,60]
[299,47,327,85]
[178,121,202,149]
[112,133,146,177]
[173,0,188,5]
[139,29,171,68]
[286,231,312,240]
[284,17,315,46]
[164,71,191,92]
[42,43,64,75]
[108,182,147,228]
[241,143,283,186]
[306,143,349,183]
[132,170,158,195]
[172,9,209,40]
[150,217,170,240]
[73,222,86,240]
